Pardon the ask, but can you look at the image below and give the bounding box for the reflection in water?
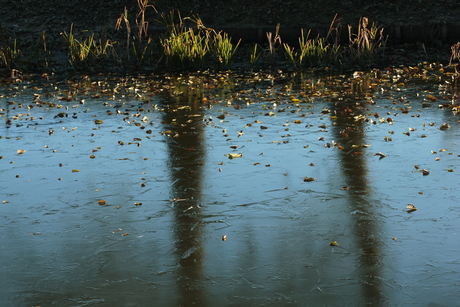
[330,77,384,305]
[160,83,208,307]
[2,71,459,305]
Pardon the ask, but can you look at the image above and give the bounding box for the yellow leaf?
[228,153,242,159]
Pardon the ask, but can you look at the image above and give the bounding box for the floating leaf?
[303,177,315,182]
[222,235,227,241]
[94,119,103,125]
[98,200,107,206]
[228,153,242,159]
[72,169,80,172]
[373,152,387,159]
[406,204,417,212]
[16,149,26,155]
[329,241,339,246]
[422,169,430,176]
[440,123,450,130]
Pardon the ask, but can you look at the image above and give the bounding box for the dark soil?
[2,0,460,38]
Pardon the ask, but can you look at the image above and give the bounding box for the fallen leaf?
[440,122,450,130]
[228,153,242,159]
[329,241,339,246]
[303,177,315,182]
[373,152,387,159]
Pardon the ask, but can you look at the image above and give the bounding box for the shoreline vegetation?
[0,1,459,76]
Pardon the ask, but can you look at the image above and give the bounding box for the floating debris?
[227,153,243,159]
[439,122,451,130]
[406,204,417,212]
[373,152,387,159]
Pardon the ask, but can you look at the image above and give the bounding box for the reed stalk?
[266,23,282,61]
[348,17,387,64]
[0,23,20,69]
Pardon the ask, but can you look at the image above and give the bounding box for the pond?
[1,67,459,306]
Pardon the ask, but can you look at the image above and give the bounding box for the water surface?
[1,70,459,306]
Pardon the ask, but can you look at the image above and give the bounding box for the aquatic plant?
[265,23,282,61]
[115,0,157,66]
[161,12,239,68]
[213,31,241,67]
[348,17,387,64]
[160,12,209,67]
[0,23,20,69]
[61,24,112,69]
[283,15,341,68]
[283,29,330,67]
[249,43,262,65]
[449,42,460,74]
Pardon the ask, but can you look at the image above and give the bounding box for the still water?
[1,69,459,306]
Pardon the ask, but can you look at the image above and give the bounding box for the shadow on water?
[159,82,209,306]
[330,77,385,305]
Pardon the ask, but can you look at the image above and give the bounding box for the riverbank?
[1,0,459,74]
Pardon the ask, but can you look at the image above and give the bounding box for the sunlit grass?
[61,24,112,69]
[283,15,341,68]
[213,31,241,67]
